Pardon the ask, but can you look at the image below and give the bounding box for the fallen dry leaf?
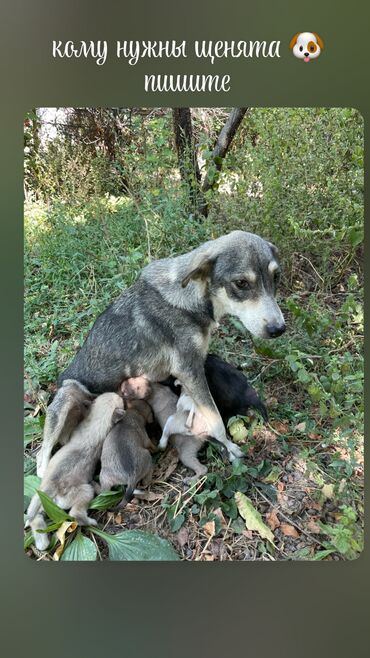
[294,422,306,433]
[270,421,289,434]
[306,519,322,534]
[280,523,300,538]
[176,526,189,547]
[53,521,78,560]
[235,492,274,544]
[203,520,215,537]
[266,509,280,531]
[212,507,228,529]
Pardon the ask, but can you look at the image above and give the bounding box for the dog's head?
[290,32,324,62]
[182,231,286,340]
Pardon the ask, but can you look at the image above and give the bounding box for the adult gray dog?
[36,230,285,477]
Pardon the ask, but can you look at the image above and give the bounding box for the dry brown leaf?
[294,422,306,433]
[306,519,321,534]
[266,509,280,531]
[212,507,228,529]
[135,490,164,502]
[280,523,300,538]
[270,421,289,434]
[203,554,215,561]
[176,526,189,547]
[203,520,215,537]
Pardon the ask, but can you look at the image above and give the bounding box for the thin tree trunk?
[172,108,203,211]
[201,107,248,196]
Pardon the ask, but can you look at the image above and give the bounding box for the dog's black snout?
[266,323,286,338]
[304,52,309,57]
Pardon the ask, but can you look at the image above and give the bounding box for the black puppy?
[162,353,268,425]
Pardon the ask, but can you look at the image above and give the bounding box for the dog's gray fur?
[27,393,123,550]
[99,399,156,508]
[37,231,285,476]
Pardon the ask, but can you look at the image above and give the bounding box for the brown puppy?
[147,383,208,483]
[27,392,124,550]
[99,399,156,509]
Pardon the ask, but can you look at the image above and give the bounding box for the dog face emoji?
[290,32,324,62]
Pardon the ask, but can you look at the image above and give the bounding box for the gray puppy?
[27,392,123,550]
[37,379,95,478]
[39,231,285,474]
[99,399,156,509]
[147,383,208,482]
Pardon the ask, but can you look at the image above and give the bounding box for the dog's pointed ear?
[181,255,216,288]
[289,32,301,49]
[312,33,324,49]
[266,241,280,259]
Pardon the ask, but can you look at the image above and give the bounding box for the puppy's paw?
[34,532,50,551]
[36,453,47,478]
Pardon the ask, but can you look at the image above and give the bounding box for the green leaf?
[24,475,41,499]
[89,487,124,510]
[91,528,180,561]
[169,514,186,533]
[235,491,274,544]
[311,549,335,561]
[24,416,42,446]
[37,490,71,523]
[24,456,37,475]
[61,532,97,561]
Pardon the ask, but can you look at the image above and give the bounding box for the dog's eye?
[299,46,303,52]
[234,279,250,290]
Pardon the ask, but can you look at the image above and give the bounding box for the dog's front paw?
[227,443,244,460]
[158,437,168,450]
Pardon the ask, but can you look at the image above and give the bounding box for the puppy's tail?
[113,482,137,511]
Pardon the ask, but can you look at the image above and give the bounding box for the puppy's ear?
[181,255,215,288]
[312,33,324,49]
[289,32,301,49]
[112,407,126,424]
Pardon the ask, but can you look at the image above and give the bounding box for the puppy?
[36,379,95,477]
[99,399,156,509]
[27,392,123,550]
[147,383,208,482]
[204,354,268,424]
[120,376,152,400]
[290,32,324,62]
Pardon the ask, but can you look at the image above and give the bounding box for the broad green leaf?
[24,416,42,446]
[24,475,41,499]
[170,514,186,533]
[37,490,71,523]
[311,549,335,561]
[24,456,37,475]
[235,492,274,544]
[228,418,248,442]
[91,527,180,561]
[89,487,124,510]
[24,530,34,550]
[61,531,97,561]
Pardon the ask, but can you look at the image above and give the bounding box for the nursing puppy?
[39,231,285,474]
[27,393,123,550]
[204,354,268,423]
[36,379,95,478]
[147,383,208,482]
[99,399,156,509]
